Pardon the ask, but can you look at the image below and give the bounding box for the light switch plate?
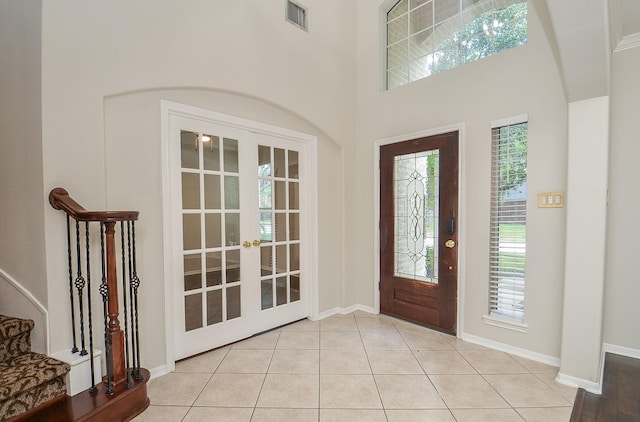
[538,192,564,208]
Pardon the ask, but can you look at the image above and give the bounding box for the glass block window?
[489,119,527,321]
[386,0,528,89]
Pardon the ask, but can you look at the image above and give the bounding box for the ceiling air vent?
[286,0,307,31]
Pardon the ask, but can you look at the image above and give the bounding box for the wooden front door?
[380,131,459,334]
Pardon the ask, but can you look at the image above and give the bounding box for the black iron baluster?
[85,223,97,393]
[131,220,142,380]
[67,216,79,354]
[75,220,88,356]
[120,222,132,388]
[126,221,135,380]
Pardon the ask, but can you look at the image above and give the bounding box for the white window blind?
[489,121,527,321]
[385,0,527,90]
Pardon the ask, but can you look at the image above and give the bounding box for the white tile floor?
[134,312,575,422]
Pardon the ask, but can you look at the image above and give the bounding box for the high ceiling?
[543,0,640,102]
[622,0,640,35]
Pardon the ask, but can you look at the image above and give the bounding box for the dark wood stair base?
[10,369,150,422]
[570,353,640,421]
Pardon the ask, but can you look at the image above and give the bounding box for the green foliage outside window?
[497,122,527,204]
[430,3,527,75]
[387,1,528,88]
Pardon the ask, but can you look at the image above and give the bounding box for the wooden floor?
[571,353,640,421]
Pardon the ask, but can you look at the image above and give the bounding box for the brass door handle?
[253,240,261,247]
[242,241,251,248]
[445,239,455,248]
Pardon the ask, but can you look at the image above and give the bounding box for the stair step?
[0,352,70,421]
[0,316,34,365]
[15,368,150,422]
[0,316,34,342]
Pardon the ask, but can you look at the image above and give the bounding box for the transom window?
[386,0,528,89]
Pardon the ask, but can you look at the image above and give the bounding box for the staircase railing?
[48,187,144,397]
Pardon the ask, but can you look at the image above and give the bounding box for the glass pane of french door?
[171,110,311,361]
[180,130,242,332]
[258,146,302,310]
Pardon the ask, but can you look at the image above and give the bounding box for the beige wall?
[103,89,345,367]
[9,0,636,382]
[41,1,356,369]
[355,0,568,358]
[560,96,609,384]
[0,1,48,308]
[604,46,640,351]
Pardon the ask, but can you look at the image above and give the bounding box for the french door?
[169,112,310,360]
[380,131,459,334]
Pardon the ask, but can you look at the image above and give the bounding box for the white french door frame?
[373,122,466,337]
[161,100,318,371]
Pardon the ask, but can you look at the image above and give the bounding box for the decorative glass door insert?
[394,150,440,283]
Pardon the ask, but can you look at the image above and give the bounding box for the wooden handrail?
[49,188,139,223]
[49,187,144,399]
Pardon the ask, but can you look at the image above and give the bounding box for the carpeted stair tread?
[0,316,71,421]
[0,316,33,342]
[0,316,34,365]
[0,352,70,402]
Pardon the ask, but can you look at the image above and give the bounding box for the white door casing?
[161,101,318,367]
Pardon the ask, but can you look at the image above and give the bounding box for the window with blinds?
[489,120,527,321]
[386,0,528,89]
[286,0,307,31]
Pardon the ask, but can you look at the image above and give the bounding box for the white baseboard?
[352,304,378,315]
[594,342,640,395]
[543,344,639,395]
[556,372,601,394]
[316,307,340,320]
[316,304,377,320]
[149,364,169,380]
[602,343,640,360]
[460,332,560,367]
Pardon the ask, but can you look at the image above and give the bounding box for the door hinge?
[378,281,381,290]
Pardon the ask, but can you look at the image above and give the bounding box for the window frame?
[385,0,528,90]
[483,114,529,331]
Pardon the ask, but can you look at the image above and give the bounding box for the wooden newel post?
[48,188,150,419]
[105,222,126,385]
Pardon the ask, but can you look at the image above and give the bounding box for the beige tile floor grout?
[134,311,575,422]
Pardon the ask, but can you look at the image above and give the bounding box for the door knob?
[242,241,251,248]
[253,240,261,247]
[445,239,455,248]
